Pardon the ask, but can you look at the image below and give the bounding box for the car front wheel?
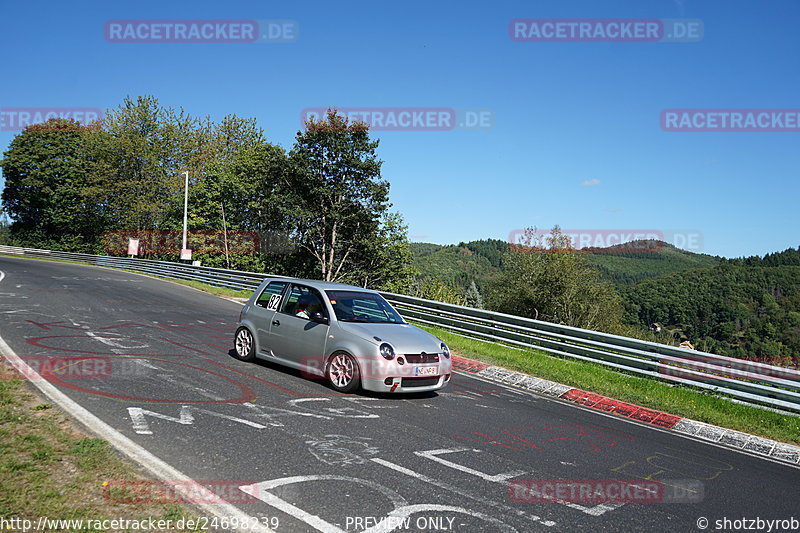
[326,352,360,393]
[234,327,256,362]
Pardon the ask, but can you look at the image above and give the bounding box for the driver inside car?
[295,293,314,319]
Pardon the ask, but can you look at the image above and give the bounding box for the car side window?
[255,281,288,310]
[280,284,326,320]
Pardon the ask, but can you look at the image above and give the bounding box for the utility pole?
[181,171,190,260]
[221,200,230,269]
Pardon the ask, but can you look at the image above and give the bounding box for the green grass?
[0,374,203,528]
[417,323,800,446]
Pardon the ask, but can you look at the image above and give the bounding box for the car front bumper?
[359,356,453,392]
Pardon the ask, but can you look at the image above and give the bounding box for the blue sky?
[1,0,798,258]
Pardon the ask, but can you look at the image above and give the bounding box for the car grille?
[404,353,439,364]
[401,377,440,388]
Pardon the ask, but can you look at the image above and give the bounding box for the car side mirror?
[310,312,328,324]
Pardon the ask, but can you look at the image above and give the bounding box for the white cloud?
[581,178,601,187]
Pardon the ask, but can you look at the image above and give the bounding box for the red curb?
[450,353,685,430]
[452,355,490,373]
[559,388,683,430]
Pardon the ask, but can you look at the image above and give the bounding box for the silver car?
[233,278,453,393]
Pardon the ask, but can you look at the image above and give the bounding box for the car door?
[250,280,289,355]
[269,283,330,373]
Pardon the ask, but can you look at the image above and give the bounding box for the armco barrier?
[2,244,798,413]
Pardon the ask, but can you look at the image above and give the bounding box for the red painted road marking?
[452,356,490,373]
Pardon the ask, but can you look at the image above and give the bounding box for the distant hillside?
[410,239,720,290]
[621,262,800,359]
[584,241,721,285]
[409,239,505,290]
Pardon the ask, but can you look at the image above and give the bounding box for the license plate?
[414,366,438,377]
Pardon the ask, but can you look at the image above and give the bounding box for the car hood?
[337,322,442,354]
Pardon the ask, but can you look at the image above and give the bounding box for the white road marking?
[156,373,225,401]
[86,330,149,349]
[132,359,160,370]
[371,458,555,527]
[415,448,526,483]
[239,475,407,533]
[127,405,270,435]
[192,407,270,429]
[288,397,380,419]
[305,434,379,466]
[0,333,273,532]
[414,447,620,517]
[128,406,195,435]
[243,401,333,426]
[343,397,398,409]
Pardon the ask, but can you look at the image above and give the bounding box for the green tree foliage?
[90,96,199,230]
[723,247,800,267]
[0,119,107,251]
[585,243,721,285]
[408,241,503,290]
[351,211,418,291]
[486,227,624,331]
[0,99,414,289]
[459,239,508,268]
[409,277,464,306]
[621,258,800,362]
[464,280,484,309]
[288,109,391,282]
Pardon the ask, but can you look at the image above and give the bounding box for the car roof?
[262,277,380,294]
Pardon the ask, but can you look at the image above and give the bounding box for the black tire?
[233,327,256,362]
[326,352,361,393]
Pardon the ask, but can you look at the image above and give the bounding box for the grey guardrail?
[2,244,798,413]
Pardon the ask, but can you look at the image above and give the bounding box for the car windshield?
[325,290,406,324]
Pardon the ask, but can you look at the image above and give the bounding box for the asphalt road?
[1,255,798,533]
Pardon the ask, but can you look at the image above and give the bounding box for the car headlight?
[380,343,395,360]
[441,342,450,359]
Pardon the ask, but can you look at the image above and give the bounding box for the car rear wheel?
[234,327,256,362]
[326,352,360,393]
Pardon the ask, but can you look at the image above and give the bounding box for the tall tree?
[288,109,390,282]
[0,118,107,251]
[350,211,417,290]
[464,280,484,308]
[95,95,205,231]
[487,226,624,331]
